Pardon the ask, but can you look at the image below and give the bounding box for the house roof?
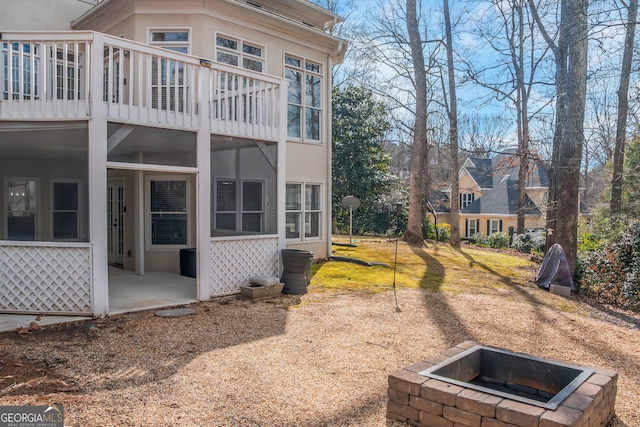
[428,190,450,214]
[465,149,549,190]
[461,179,540,215]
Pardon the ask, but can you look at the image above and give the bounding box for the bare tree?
[465,0,550,234]
[459,114,512,157]
[405,0,429,244]
[610,0,638,217]
[443,0,460,247]
[530,0,589,274]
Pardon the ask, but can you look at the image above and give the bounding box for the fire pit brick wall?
[387,341,618,427]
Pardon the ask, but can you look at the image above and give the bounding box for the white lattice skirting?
[0,244,92,314]
[209,237,279,296]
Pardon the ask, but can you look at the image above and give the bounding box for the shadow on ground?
[0,295,300,396]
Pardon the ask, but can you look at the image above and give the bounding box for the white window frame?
[145,175,191,250]
[4,177,39,241]
[148,28,191,112]
[460,192,475,209]
[213,178,265,233]
[50,179,82,241]
[465,218,479,238]
[147,28,192,52]
[2,42,40,101]
[489,219,502,234]
[215,33,265,73]
[284,53,323,143]
[285,182,322,242]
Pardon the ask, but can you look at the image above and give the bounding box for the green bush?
[511,233,546,254]
[423,220,450,242]
[578,233,602,252]
[471,233,488,246]
[487,232,510,249]
[511,234,534,253]
[579,221,640,312]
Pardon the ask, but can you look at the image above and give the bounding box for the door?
[108,179,124,265]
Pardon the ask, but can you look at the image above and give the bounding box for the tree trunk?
[404,0,428,244]
[610,0,638,217]
[555,0,588,274]
[444,0,460,248]
[515,0,528,235]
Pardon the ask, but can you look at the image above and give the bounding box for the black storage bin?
[281,249,313,295]
[180,248,197,278]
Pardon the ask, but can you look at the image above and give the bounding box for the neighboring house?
[0,0,347,316]
[431,148,551,239]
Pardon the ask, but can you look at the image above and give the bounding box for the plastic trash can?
[179,248,196,278]
[281,249,313,295]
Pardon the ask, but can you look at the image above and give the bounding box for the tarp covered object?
[535,243,575,290]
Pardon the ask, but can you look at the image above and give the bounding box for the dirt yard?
[1,241,638,426]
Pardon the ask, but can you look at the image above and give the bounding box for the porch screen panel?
[107,124,196,167]
[0,122,88,242]
[211,138,276,237]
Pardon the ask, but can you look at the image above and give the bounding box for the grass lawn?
[317,235,537,294]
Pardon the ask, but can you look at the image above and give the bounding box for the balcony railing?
[0,31,282,140]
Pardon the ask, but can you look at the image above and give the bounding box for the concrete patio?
[0,267,197,332]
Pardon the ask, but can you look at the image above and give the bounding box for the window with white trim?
[285,54,322,141]
[286,183,322,240]
[149,29,190,112]
[465,218,479,238]
[147,177,190,248]
[215,34,265,72]
[214,178,265,233]
[460,192,475,209]
[52,180,80,240]
[488,219,503,234]
[2,42,39,100]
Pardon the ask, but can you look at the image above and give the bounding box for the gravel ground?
[1,283,639,426]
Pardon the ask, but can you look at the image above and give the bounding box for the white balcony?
[0,31,283,141]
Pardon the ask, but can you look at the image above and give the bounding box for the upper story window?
[285,54,322,142]
[215,34,265,73]
[149,30,190,54]
[149,29,190,112]
[460,192,475,209]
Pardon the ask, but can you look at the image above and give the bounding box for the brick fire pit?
[387,341,617,427]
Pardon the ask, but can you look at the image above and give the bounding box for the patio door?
[107,179,124,265]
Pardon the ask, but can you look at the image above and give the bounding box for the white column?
[277,78,288,275]
[89,33,109,316]
[196,64,212,301]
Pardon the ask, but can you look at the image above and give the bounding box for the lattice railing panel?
[0,245,92,314]
[209,238,279,296]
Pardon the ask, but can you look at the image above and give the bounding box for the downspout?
[327,40,344,259]
[327,52,334,259]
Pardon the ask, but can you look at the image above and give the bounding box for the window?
[5,178,37,240]
[215,34,265,73]
[214,179,265,233]
[460,192,475,209]
[488,219,503,234]
[147,178,189,247]
[149,29,190,112]
[211,140,277,237]
[52,180,80,240]
[465,218,479,238]
[2,42,39,100]
[286,183,322,240]
[285,54,322,141]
